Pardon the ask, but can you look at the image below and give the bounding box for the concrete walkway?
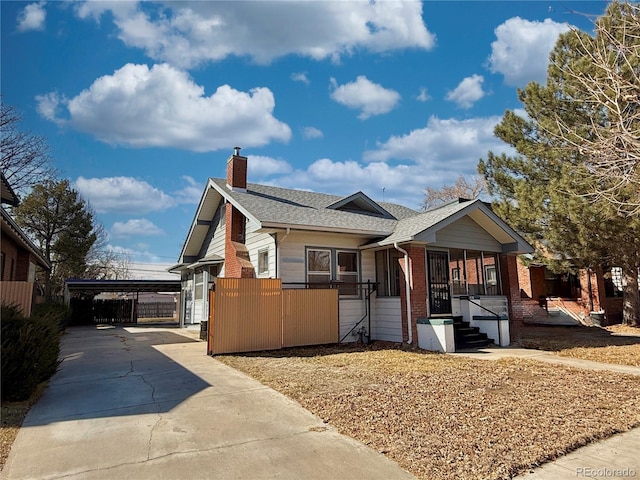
[3,326,414,480]
[450,346,640,376]
[451,346,640,479]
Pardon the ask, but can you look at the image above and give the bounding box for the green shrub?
[1,303,63,401]
[31,302,71,331]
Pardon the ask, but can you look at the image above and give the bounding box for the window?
[449,249,466,295]
[28,262,36,282]
[194,271,204,300]
[337,251,358,296]
[306,248,360,297]
[604,266,623,298]
[447,249,501,296]
[483,253,499,295]
[375,249,402,296]
[307,249,331,286]
[258,249,269,275]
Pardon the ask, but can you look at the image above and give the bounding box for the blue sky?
[1,1,606,278]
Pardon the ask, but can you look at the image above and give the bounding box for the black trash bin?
[590,311,605,327]
[200,320,208,340]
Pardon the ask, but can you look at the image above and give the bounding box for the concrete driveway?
[3,326,414,480]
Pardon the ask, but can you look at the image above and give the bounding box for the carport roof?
[65,279,182,294]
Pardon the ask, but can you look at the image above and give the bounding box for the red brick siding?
[397,245,427,344]
[226,154,247,189]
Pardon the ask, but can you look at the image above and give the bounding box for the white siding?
[278,231,368,283]
[371,297,403,342]
[204,205,226,259]
[193,299,205,323]
[278,231,381,342]
[424,216,502,252]
[246,231,276,278]
[339,299,367,343]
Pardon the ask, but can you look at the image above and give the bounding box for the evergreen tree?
[479,2,639,325]
[14,179,98,299]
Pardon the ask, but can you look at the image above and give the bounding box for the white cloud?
[246,155,293,178]
[17,2,46,32]
[291,72,310,85]
[301,127,323,140]
[112,219,165,238]
[34,91,66,124]
[330,76,401,120]
[37,63,291,151]
[272,159,428,209]
[488,17,571,86]
[74,1,434,68]
[446,74,485,109]
[364,115,514,175]
[416,87,431,102]
[172,176,202,204]
[75,176,175,214]
[251,115,517,208]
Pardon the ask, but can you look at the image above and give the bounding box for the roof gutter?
[394,242,412,345]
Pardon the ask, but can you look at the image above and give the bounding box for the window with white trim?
[375,249,403,297]
[258,249,269,275]
[337,251,358,296]
[194,270,204,300]
[307,249,331,286]
[306,248,360,297]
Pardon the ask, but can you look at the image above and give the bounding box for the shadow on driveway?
[24,326,210,426]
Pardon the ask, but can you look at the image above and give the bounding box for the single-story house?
[171,148,534,351]
[1,173,51,315]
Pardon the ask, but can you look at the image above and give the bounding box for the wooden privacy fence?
[208,278,339,355]
[1,281,34,315]
[137,301,176,318]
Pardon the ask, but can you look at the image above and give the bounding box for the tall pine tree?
[479,1,639,324]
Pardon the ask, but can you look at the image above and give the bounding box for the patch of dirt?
[513,324,640,367]
[0,383,47,471]
[217,343,640,480]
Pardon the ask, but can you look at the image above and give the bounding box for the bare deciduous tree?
[544,2,640,215]
[422,175,486,210]
[1,103,56,194]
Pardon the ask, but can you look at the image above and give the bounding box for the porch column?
[398,245,427,344]
[499,254,524,333]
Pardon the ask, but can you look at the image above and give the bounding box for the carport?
[65,279,182,326]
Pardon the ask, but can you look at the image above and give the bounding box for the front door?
[427,251,452,315]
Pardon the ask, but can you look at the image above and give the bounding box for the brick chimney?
[226,146,247,192]
[223,147,255,278]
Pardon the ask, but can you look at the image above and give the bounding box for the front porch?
[415,296,510,353]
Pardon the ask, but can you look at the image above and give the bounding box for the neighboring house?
[1,173,51,315]
[171,148,534,350]
[518,259,627,323]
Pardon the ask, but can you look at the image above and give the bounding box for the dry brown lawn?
[218,343,640,480]
[513,324,640,367]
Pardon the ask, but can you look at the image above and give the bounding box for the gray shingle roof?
[378,200,475,245]
[211,178,418,235]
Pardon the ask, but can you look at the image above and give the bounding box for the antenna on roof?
[382,187,385,202]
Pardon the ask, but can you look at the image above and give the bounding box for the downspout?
[394,243,412,345]
[276,227,291,278]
